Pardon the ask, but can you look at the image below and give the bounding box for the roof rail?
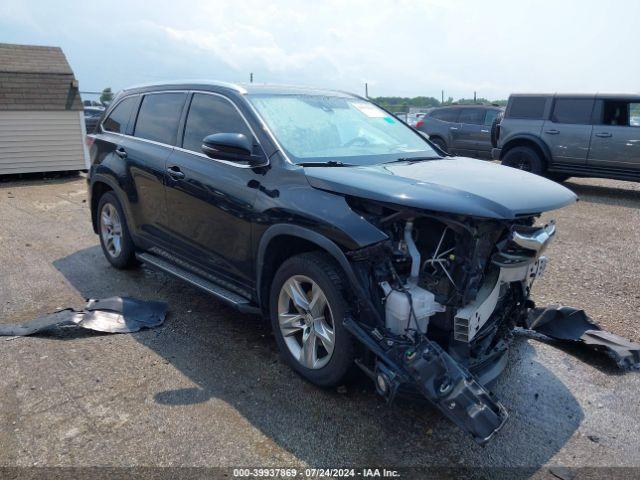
[122,79,247,94]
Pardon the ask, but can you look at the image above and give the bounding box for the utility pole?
[474,91,477,103]
[365,82,368,98]
[441,90,444,104]
[250,73,253,83]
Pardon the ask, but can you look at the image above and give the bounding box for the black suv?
[87,81,575,444]
[493,94,640,181]
[415,105,503,159]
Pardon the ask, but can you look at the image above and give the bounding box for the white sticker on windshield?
[352,102,386,118]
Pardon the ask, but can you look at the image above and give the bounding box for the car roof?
[432,104,502,109]
[241,83,357,97]
[121,80,359,98]
[511,93,640,101]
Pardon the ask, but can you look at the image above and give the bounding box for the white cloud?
[1,0,639,98]
[159,23,337,74]
[0,0,41,31]
[138,0,452,94]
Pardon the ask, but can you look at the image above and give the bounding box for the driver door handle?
[545,129,560,135]
[450,126,459,131]
[167,165,185,180]
[595,132,612,138]
[115,147,127,158]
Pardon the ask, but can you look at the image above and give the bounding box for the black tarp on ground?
[0,297,167,336]
[527,306,640,370]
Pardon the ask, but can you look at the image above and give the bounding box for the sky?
[1,0,639,101]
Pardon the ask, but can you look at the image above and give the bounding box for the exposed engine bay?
[343,198,558,444]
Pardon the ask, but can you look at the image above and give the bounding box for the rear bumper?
[491,147,502,160]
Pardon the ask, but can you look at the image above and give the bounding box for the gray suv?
[493,94,640,181]
[415,105,503,159]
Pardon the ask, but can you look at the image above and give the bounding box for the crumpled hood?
[304,157,577,219]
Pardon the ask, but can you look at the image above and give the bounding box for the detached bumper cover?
[404,341,509,445]
[527,306,640,370]
[344,318,508,445]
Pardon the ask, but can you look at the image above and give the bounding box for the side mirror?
[201,133,255,162]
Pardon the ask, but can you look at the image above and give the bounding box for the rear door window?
[508,97,546,119]
[182,93,253,152]
[430,108,459,122]
[134,93,187,145]
[551,98,594,124]
[458,108,484,125]
[102,96,137,134]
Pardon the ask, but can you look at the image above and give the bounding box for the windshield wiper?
[385,156,441,164]
[298,160,355,167]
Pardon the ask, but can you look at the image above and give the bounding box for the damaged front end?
[343,198,557,445]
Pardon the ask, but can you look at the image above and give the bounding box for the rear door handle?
[481,129,489,133]
[115,147,127,158]
[450,126,459,131]
[595,132,612,138]
[166,166,185,180]
[544,129,560,135]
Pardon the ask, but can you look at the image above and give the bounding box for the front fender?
[255,224,384,325]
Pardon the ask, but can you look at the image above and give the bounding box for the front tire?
[501,146,545,176]
[269,252,355,387]
[97,191,137,269]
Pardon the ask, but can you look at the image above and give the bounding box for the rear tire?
[269,252,355,387]
[97,192,137,269]
[501,146,545,176]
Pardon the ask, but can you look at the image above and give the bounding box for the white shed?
[0,43,89,174]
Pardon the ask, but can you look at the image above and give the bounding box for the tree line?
[372,96,507,112]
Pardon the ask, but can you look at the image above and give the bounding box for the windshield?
[247,94,439,165]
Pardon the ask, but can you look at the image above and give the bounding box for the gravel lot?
[1,173,639,475]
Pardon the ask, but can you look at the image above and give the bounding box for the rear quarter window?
[102,96,137,134]
[631,103,640,127]
[507,97,547,119]
[599,99,640,127]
